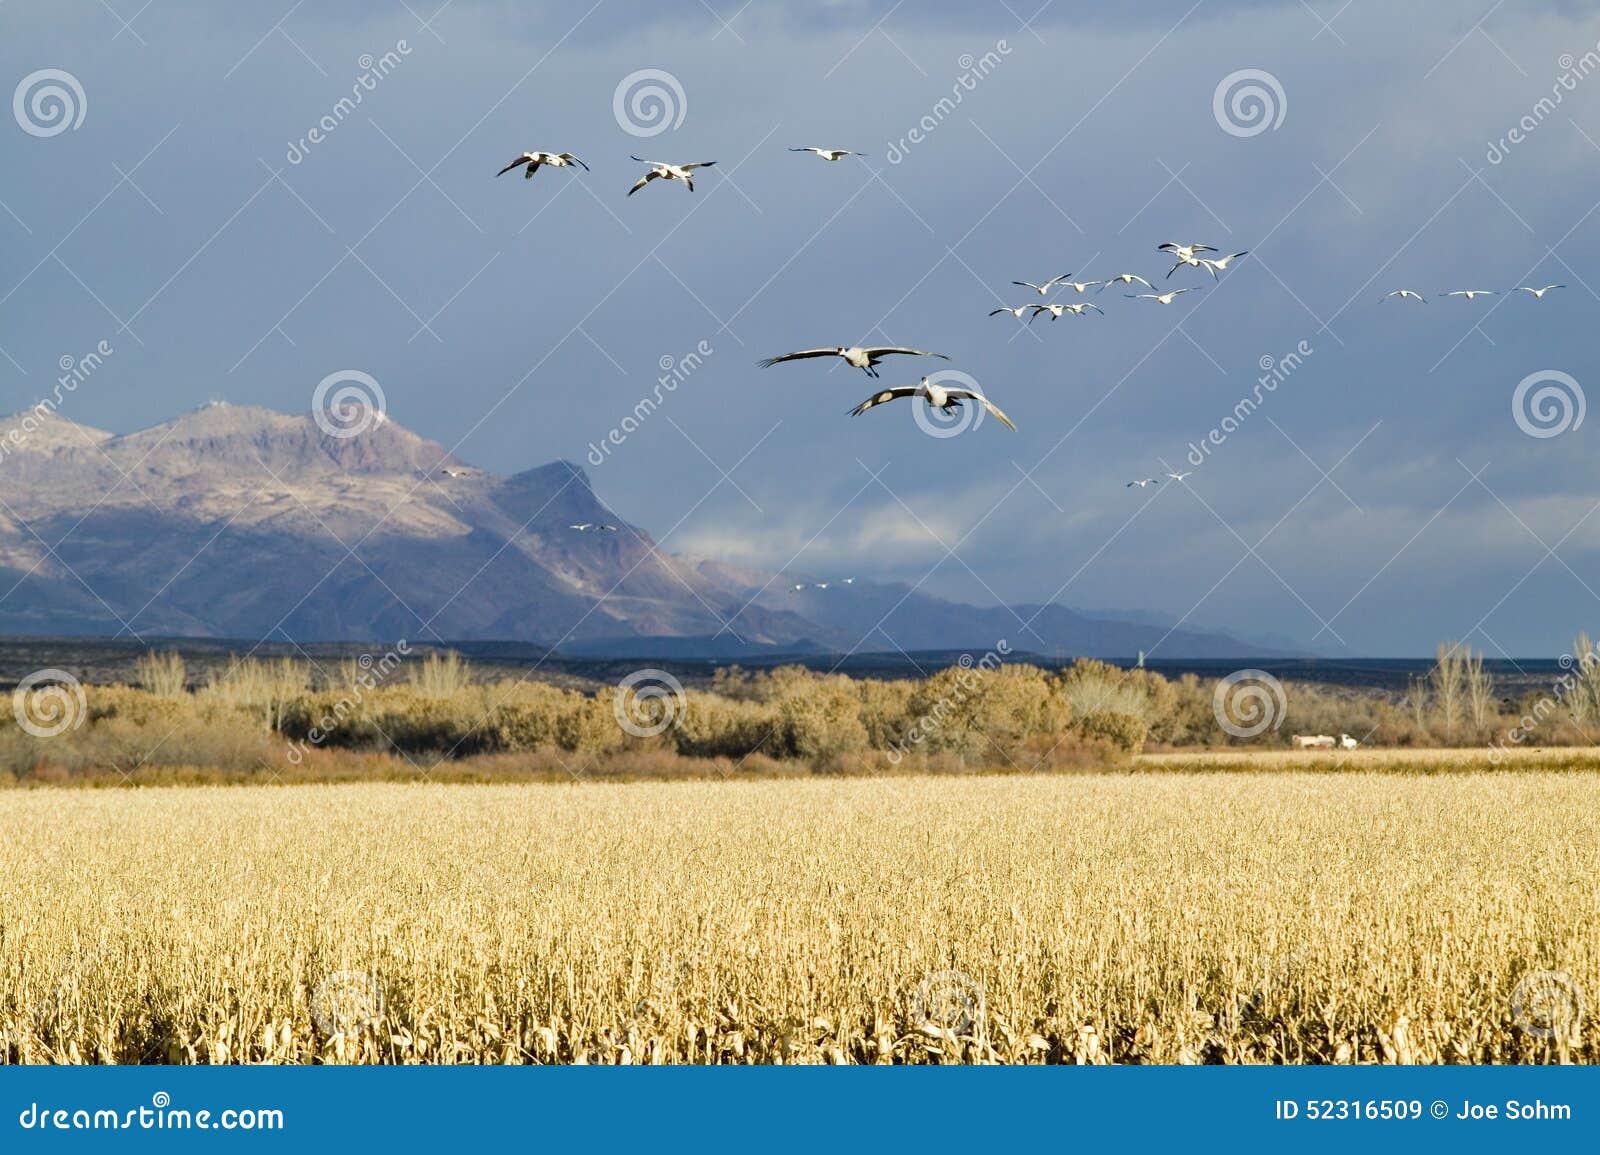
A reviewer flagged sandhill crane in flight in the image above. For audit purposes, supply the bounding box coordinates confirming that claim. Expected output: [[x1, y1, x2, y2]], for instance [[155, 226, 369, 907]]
[[1126, 477, 1159, 488], [1383, 289, 1427, 303], [1127, 288, 1198, 305], [758, 346, 949, 378], [789, 147, 865, 161], [1518, 284, 1566, 298], [496, 151, 589, 180], [849, 376, 1017, 430], [1012, 274, 1076, 296], [627, 157, 717, 195], [1442, 289, 1497, 300]]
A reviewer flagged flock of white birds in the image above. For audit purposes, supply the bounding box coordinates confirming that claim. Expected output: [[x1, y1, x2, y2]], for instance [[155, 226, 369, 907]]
[[496, 143, 1572, 504]]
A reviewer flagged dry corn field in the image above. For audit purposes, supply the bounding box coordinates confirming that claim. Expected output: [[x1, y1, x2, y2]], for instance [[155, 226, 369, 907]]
[[1, 771, 1595, 1065]]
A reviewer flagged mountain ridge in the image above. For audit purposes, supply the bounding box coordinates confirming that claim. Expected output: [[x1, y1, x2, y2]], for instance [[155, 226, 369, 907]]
[[0, 404, 1300, 658]]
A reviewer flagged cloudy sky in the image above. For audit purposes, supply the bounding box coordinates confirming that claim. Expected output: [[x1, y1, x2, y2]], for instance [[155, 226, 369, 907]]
[[2, 0, 1599, 657]]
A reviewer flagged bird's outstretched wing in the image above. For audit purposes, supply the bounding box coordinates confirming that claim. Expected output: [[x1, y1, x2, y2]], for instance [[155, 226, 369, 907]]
[[627, 171, 659, 196], [945, 389, 1018, 431], [496, 155, 533, 177], [758, 349, 839, 368], [849, 387, 920, 416], [1083, 303, 1105, 314], [1011, 281, 1042, 291], [683, 161, 718, 170], [861, 347, 949, 361], [558, 153, 590, 170]]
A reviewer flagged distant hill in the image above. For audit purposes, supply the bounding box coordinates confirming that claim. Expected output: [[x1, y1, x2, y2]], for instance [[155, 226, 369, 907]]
[[0, 403, 1299, 659]]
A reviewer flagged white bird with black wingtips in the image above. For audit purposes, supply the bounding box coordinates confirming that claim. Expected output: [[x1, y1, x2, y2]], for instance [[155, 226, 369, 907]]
[[789, 147, 865, 161], [1030, 302, 1103, 322], [1126, 477, 1159, 488], [496, 151, 589, 180], [1518, 284, 1566, 298], [758, 346, 949, 378], [628, 157, 717, 195], [1127, 288, 1197, 305], [1442, 289, 1497, 300], [1103, 273, 1154, 290], [1012, 274, 1077, 296], [1196, 250, 1249, 278], [1383, 289, 1427, 303], [849, 376, 1017, 430]]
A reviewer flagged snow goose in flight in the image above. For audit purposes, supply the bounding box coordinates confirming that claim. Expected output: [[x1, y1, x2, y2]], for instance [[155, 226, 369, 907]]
[[1518, 284, 1566, 298], [758, 346, 948, 378], [1164, 471, 1192, 482], [1196, 251, 1249, 278], [1158, 242, 1218, 262], [1126, 477, 1159, 488], [849, 376, 1017, 431], [989, 305, 1034, 319], [1030, 302, 1103, 322], [1442, 289, 1497, 300], [1012, 274, 1076, 296], [1103, 273, 1154, 290], [627, 157, 717, 195], [1127, 288, 1197, 305], [497, 151, 589, 180], [1383, 289, 1427, 303], [569, 523, 619, 533], [789, 147, 865, 161]]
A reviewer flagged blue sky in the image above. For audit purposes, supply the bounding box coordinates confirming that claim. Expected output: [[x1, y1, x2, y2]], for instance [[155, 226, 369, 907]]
[[3, 0, 1599, 656]]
